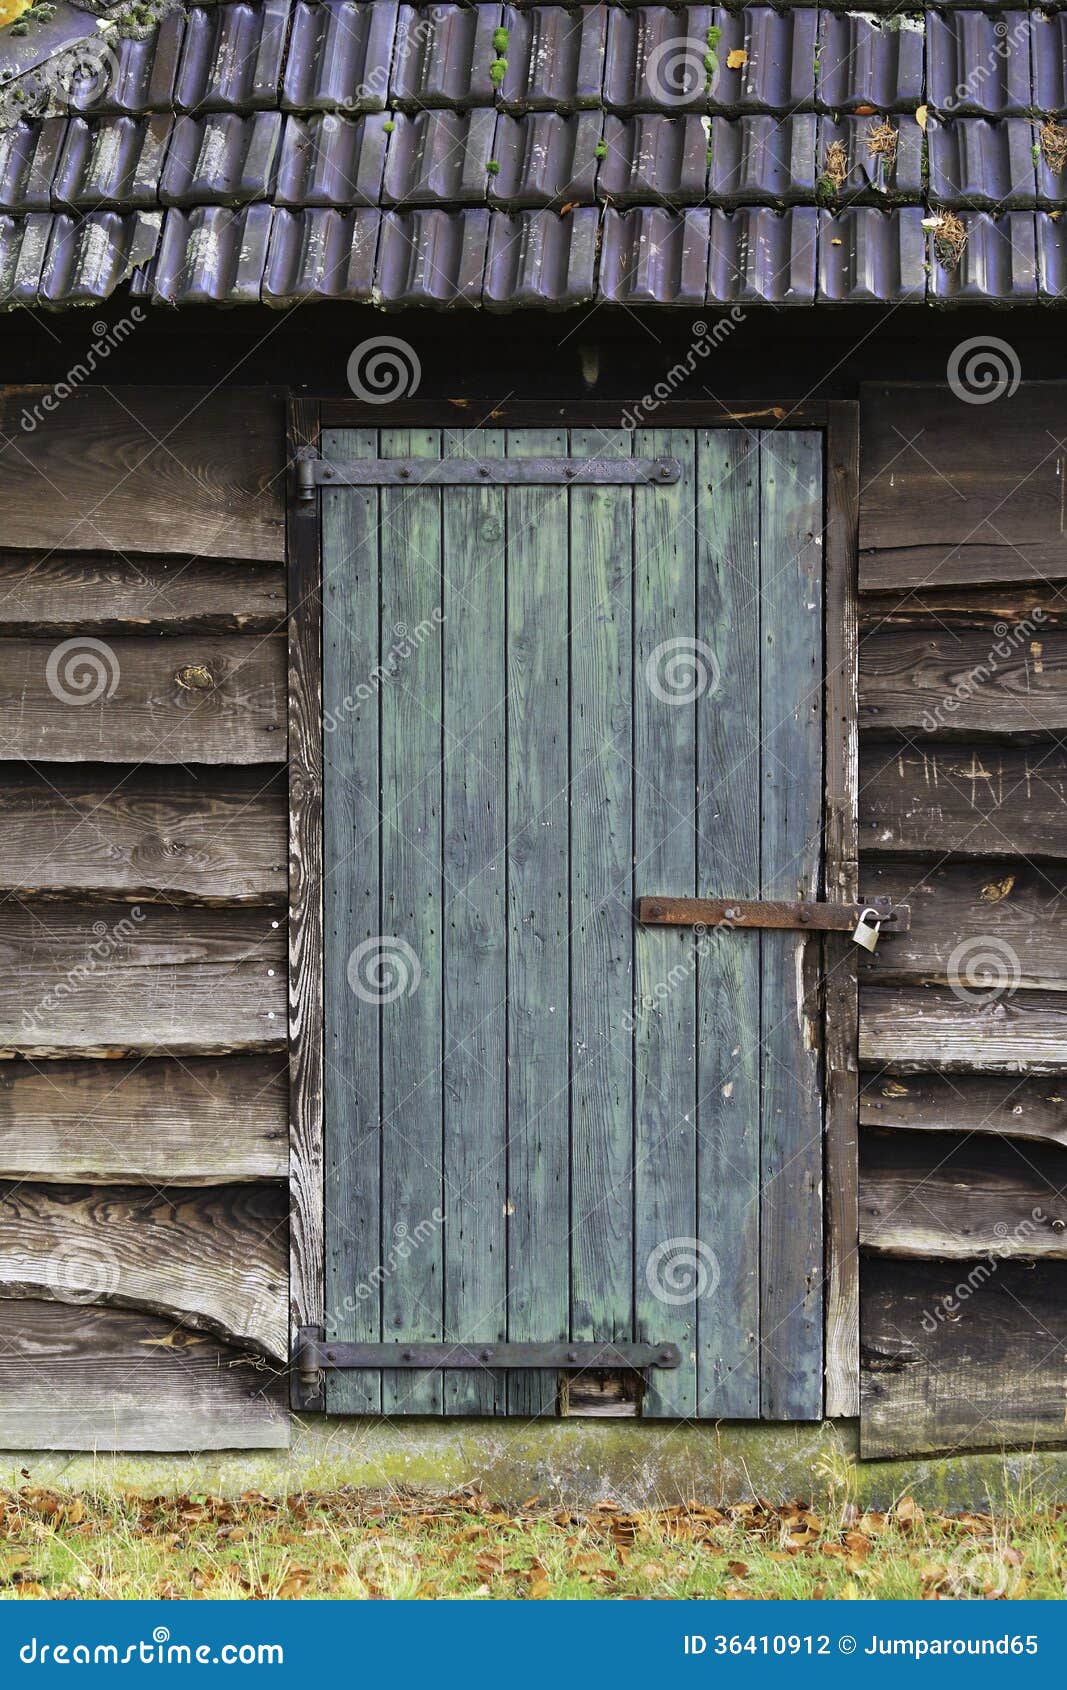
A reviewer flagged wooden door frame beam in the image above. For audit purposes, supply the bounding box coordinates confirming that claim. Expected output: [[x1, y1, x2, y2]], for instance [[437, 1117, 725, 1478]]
[[285, 396, 860, 1418]]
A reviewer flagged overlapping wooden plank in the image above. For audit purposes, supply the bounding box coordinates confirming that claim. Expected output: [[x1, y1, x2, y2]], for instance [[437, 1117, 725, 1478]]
[[322, 426, 381, 1414], [0, 905, 286, 1058], [441, 430, 507, 1415], [857, 859, 1067, 990], [859, 383, 1067, 592], [0, 555, 287, 634], [287, 396, 324, 1395], [695, 429, 761, 1418], [0, 1182, 287, 1359], [379, 427, 444, 1415], [759, 429, 824, 1421], [859, 630, 1067, 737], [861, 984, 1067, 1073], [0, 764, 286, 904], [861, 1070, 1067, 1148], [859, 740, 1067, 860], [0, 388, 285, 562], [633, 428, 697, 1420], [0, 1055, 288, 1184], [0, 635, 286, 764], [861, 1256, 1067, 1458], [569, 428, 634, 1354], [504, 427, 570, 1419], [860, 1130, 1067, 1260], [859, 587, 1067, 631], [0, 1299, 289, 1451]]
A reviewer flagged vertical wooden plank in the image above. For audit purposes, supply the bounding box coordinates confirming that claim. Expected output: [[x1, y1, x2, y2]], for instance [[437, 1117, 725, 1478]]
[[633, 428, 698, 1418], [287, 398, 324, 1408], [695, 430, 762, 1417], [505, 427, 570, 1418], [823, 403, 860, 1419], [441, 430, 507, 1414], [759, 429, 824, 1421], [322, 427, 381, 1413], [379, 427, 445, 1415], [569, 429, 634, 1350]]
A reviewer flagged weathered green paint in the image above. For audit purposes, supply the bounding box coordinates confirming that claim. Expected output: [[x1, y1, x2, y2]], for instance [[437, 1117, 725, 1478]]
[[695, 429, 762, 1417], [378, 427, 445, 1415], [759, 433, 825, 1420], [322, 430, 826, 1420], [505, 429, 570, 1419]]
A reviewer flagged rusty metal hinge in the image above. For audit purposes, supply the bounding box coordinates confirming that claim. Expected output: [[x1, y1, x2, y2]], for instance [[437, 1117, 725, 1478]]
[[295, 1330, 681, 1395]]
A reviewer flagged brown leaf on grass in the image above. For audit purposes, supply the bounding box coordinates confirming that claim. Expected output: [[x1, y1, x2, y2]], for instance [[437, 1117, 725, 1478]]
[[727, 1560, 749, 1578]]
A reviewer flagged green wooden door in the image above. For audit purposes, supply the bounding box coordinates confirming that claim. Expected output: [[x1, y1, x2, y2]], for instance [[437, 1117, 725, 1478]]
[[322, 426, 825, 1419]]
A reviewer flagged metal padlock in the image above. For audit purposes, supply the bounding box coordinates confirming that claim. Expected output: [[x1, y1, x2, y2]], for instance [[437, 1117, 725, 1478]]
[[851, 907, 882, 952]]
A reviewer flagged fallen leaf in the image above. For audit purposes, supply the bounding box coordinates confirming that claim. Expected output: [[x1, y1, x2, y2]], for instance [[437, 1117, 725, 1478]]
[[915, 105, 928, 131], [726, 48, 747, 68]]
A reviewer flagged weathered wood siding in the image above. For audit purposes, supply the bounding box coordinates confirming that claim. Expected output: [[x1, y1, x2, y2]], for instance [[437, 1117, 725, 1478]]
[[0, 386, 289, 1450], [858, 383, 1067, 1457]]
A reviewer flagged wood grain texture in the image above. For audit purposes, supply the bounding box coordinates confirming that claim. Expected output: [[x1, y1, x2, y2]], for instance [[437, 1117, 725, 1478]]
[[286, 397, 324, 1400], [0, 554, 286, 634], [860, 1070, 1067, 1149], [860, 629, 1067, 738], [0, 1055, 288, 1184], [0, 904, 286, 1058], [859, 587, 1067, 632], [759, 430, 824, 1421], [633, 428, 697, 1419], [859, 383, 1067, 592], [0, 1299, 289, 1451], [860, 740, 1067, 860], [695, 428, 761, 1417], [0, 1183, 287, 1358], [569, 429, 634, 1356], [0, 635, 286, 764], [0, 764, 286, 904], [504, 428, 570, 1420], [322, 425, 380, 1415], [860, 985, 1067, 1073], [861, 1255, 1067, 1457], [441, 430, 507, 1416], [856, 858, 1067, 990], [823, 402, 860, 1419], [0, 388, 285, 562], [378, 427, 445, 1416], [860, 1130, 1067, 1259]]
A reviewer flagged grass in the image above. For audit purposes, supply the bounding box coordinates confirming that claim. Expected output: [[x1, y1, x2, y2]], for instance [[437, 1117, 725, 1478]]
[[1, 1485, 1066, 1599]]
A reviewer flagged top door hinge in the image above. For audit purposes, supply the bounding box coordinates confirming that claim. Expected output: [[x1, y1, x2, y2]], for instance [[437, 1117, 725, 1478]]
[[292, 450, 681, 500]]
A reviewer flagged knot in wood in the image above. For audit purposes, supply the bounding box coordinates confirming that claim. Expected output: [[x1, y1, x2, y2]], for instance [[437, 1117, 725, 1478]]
[[176, 663, 215, 691]]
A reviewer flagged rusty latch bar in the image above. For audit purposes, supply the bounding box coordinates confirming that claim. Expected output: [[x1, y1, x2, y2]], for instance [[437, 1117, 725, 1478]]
[[295, 1331, 681, 1389], [637, 896, 911, 932], [293, 451, 682, 500]]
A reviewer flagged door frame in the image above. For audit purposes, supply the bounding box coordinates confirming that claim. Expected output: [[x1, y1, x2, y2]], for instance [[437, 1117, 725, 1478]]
[[285, 396, 860, 1417]]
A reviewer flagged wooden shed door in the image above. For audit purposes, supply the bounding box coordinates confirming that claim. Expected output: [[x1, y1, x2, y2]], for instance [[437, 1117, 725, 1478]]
[[321, 426, 826, 1419]]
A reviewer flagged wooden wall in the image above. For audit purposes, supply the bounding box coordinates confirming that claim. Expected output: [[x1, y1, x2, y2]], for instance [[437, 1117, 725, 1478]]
[[0, 387, 290, 1449], [857, 382, 1067, 1458]]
